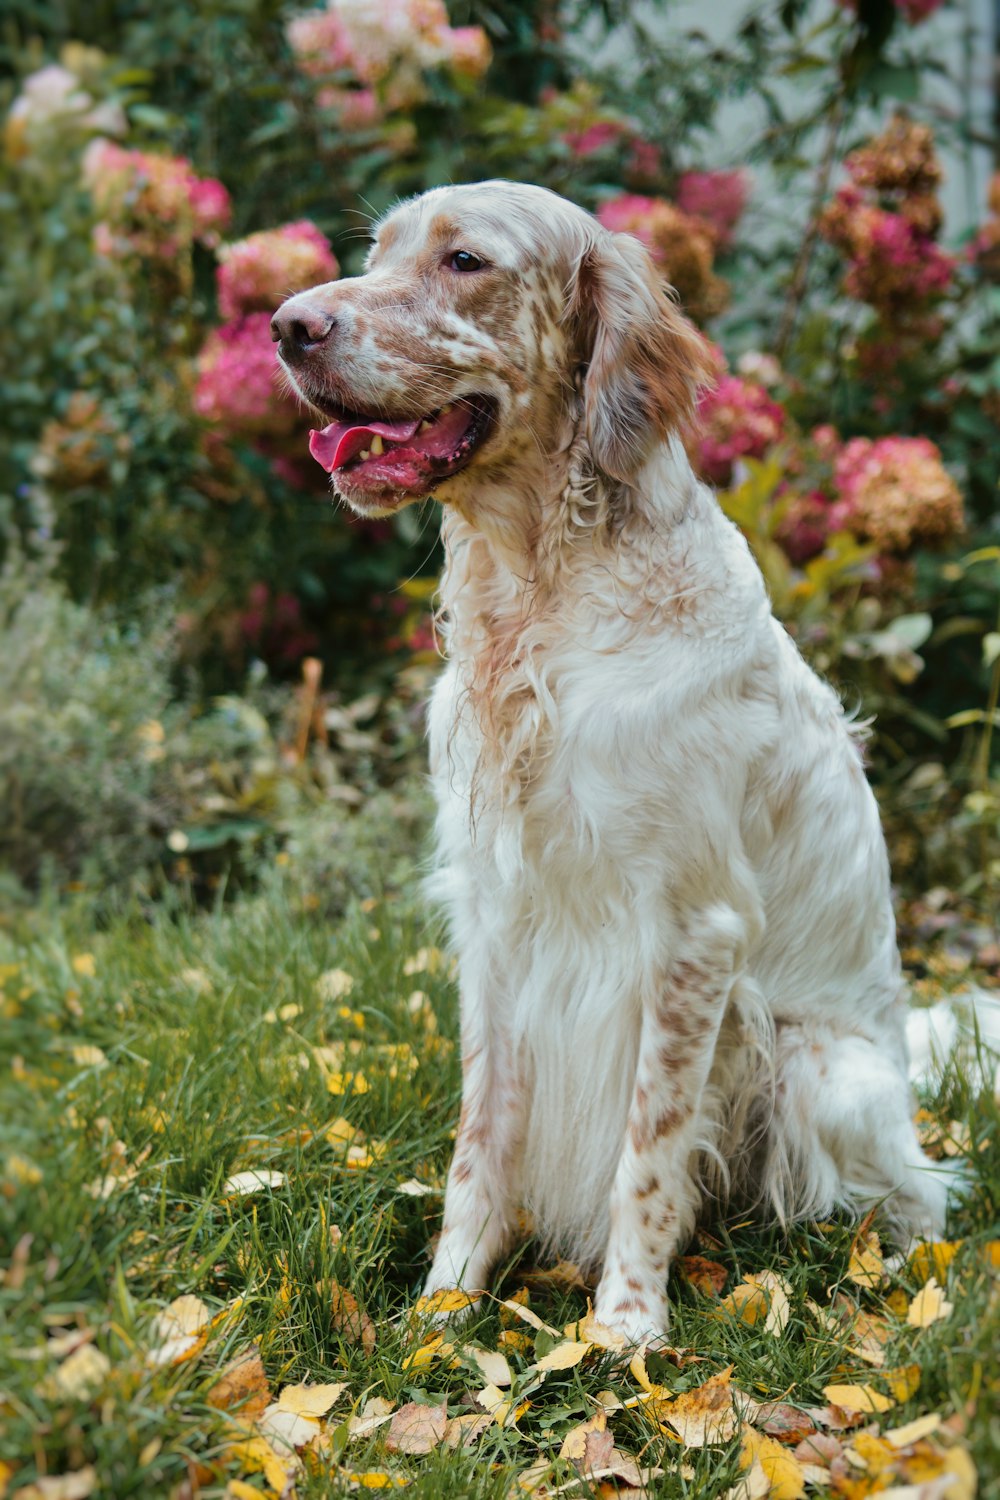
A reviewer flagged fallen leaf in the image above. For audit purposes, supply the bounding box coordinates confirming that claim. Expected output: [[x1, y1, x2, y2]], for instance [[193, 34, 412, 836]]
[[469, 1347, 513, 1387], [746, 1272, 792, 1336], [848, 1311, 893, 1368], [740, 1428, 806, 1499], [498, 1297, 559, 1336], [748, 1402, 818, 1445], [326, 1279, 376, 1353], [70, 1044, 105, 1068], [413, 1287, 479, 1319], [401, 1334, 452, 1371], [385, 1400, 448, 1455], [206, 1346, 271, 1420], [562, 1307, 627, 1353], [821, 1383, 894, 1414], [276, 1380, 347, 1418], [906, 1276, 954, 1328], [658, 1368, 739, 1446], [395, 1179, 439, 1197], [531, 1339, 592, 1372], [147, 1294, 211, 1367], [11, 1470, 97, 1500], [718, 1281, 769, 1327], [222, 1170, 286, 1196], [560, 1411, 611, 1469], [882, 1363, 920, 1403], [884, 1413, 942, 1447], [258, 1402, 320, 1453], [71, 954, 96, 979], [316, 968, 354, 1000], [49, 1344, 110, 1400], [907, 1241, 961, 1286], [229, 1434, 299, 1494], [345, 1472, 409, 1489], [224, 1482, 264, 1500], [847, 1231, 886, 1290], [443, 1412, 493, 1448], [523, 1258, 588, 1291], [678, 1255, 728, 1296], [348, 1396, 395, 1440]]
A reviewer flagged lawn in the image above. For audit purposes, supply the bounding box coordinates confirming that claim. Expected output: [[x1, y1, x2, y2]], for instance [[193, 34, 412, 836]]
[[1, 858, 998, 1499]]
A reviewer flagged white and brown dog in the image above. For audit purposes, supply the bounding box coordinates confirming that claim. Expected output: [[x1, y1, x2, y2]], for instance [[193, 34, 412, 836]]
[[273, 180, 947, 1345]]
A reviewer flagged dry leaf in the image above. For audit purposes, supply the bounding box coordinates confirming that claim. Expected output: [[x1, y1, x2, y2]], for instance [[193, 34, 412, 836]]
[[821, 1383, 894, 1414], [748, 1402, 818, 1445], [658, 1368, 739, 1446], [882, 1363, 920, 1403], [847, 1231, 886, 1290], [848, 1311, 892, 1368], [469, 1347, 513, 1387], [524, 1258, 588, 1291], [259, 1403, 321, 1453], [745, 1272, 792, 1336], [907, 1241, 961, 1286], [222, 1170, 285, 1196], [401, 1334, 453, 1371], [413, 1288, 479, 1318], [11, 1469, 97, 1500], [49, 1344, 110, 1400], [229, 1433, 299, 1494], [395, 1179, 439, 1197], [560, 1411, 611, 1469], [316, 968, 354, 1000], [206, 1347, 271, 1420], [385, 1399, 448, 1454], [884, 1414, 942, 1447], [678, 1255, 728, 1296], [531, 1339, 592, 1372], [148, 1294, 211, 1367], [740, 1428, 806, 1500], [906, 1277, 954, 1328], [276, 1381, 347, 1418], [348, 1395, 395, 1440], [718, 1281, 769, 1327], [443, 1412, 493, 1449], [326, 1279, 376, 1354], [563, 1307, 627, 1353], [498, 1298, 559, 1336]]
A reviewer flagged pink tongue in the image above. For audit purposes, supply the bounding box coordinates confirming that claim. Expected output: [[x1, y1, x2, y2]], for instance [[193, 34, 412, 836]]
[[309, 416, 421, 472]]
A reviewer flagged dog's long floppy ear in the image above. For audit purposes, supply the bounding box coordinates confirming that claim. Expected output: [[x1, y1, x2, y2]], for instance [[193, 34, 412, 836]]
[[572, 229, 714, 482]]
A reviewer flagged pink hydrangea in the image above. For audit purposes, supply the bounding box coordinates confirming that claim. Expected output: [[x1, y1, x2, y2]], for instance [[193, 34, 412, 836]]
[[82, 139, 230, 257], [194, 313, 299, 439], [286, 0, 490, 120], [833, 435, 963, 551], [694, 375, 786, 485], [675, 169, 749, 247], [217, 220, 339, 320], [564, 120, 624, 158]]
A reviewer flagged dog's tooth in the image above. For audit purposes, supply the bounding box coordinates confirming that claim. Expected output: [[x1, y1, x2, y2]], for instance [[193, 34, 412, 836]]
[[358, 448, 371, 462], [439, 403, 453, 416], [369, 434, 384, 456], [419, 419, 433, 433]]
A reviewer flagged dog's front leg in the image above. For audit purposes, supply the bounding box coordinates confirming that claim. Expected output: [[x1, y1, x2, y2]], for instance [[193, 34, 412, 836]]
[[424, 979, 524, 1308], [594, 905, 747, 1345]]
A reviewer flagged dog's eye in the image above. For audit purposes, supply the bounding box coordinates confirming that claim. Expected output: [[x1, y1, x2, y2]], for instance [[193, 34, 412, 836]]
[[447, 250, 484, 273]]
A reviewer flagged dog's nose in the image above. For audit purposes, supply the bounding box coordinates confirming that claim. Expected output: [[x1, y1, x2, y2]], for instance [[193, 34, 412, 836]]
[[270, 302, 337, 365]]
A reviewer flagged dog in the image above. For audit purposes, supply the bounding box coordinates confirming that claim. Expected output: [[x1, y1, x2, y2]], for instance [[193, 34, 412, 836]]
[[272, 180, 947, 1344]]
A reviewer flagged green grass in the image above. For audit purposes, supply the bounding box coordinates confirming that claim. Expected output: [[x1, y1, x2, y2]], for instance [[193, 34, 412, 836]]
[[1, 866, 998, 1499]]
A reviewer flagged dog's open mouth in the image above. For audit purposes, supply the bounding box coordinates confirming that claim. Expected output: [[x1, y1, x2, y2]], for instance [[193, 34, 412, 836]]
[[308, 395, 496, 495]]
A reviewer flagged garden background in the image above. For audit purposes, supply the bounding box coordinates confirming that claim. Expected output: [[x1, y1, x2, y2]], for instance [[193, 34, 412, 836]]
[[1, 1, 999, 1497]]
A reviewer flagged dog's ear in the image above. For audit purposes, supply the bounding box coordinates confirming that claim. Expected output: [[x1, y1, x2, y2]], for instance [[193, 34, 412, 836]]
[[572, 230, 713, 482]]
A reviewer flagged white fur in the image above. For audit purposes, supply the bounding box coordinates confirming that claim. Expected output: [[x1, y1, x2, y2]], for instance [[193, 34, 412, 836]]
[[276, 181, 948, 1343]]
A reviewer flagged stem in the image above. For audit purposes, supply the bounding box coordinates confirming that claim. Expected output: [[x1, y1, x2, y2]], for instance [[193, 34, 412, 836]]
[[775, 91, 847, 361]]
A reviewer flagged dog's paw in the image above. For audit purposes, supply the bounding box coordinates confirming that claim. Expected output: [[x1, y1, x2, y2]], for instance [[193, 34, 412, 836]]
[[592, 1286, 671, 1350]]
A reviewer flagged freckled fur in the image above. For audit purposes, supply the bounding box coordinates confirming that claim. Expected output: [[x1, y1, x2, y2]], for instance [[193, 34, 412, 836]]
[[276, 180, 948, 1346]]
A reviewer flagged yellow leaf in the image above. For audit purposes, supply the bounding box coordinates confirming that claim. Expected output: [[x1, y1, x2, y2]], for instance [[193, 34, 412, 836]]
[[906, 1277, 954, 1328], [882, 1363, 920, 1403], [563, 1307, 627, 1353], [740, 1428, 806, 1500], [401, 1334, 449, 1371], [206, 1347, 271, 1420], [229, 1434, 298, 1493], [847, 1231, 886, 1289], [884, 1414, 942, 1447], [469, 1347, 512, 1387], [71, 954, 96, 978], [822, 1383, 894, 1414], [346, 1474, 409, 1489], [658, 1368, 739, 1446], [327, 1116, 358, 1146], [224, 1483, 264, 1500], [10, 1470, 97, 1500], [276, 1380, 347, 1417], [258, 1402, 321, 1452], [718, 1281, 769, 1327], [940, 1444, 977, 1500], [907, 1241, 961, 1285], [498, 1329, 533, 1355], [559, 1410, 607, 1461], [745, 1272, 792, 1336], [414, 1288, 479, 1317], [498, 1297, 559, 1336], [348, 1396, 395, 1440], [531, 1340, 592, 1372]]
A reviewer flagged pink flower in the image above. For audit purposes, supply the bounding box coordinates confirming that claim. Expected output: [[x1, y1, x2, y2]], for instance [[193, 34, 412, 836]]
[[445, 25, 492, 79], [564, 120, 623, 158], [194, 313, 300, 439], [833, 435, 963, 551], [694, 375, 785, 485], [217, 220, 339, 320], [836, 0, 944, 20], [83, 140, 230, 257], [675, 169, 749, 246]]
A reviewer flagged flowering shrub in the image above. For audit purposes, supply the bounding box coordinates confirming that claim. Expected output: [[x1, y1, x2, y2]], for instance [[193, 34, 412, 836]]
[[195, 314, 301, 440], [217, 221, 339, 320], [832, 436, 964, 553], [596, 193, 728, 322], [693, 374, 785, 485], [286, 0, 491, 123], [675, 170, 748, 247], [82, 139, 231, 260]]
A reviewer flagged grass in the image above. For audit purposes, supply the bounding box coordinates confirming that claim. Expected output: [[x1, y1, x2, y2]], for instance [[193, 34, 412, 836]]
[[1, 861, 998, 1499]]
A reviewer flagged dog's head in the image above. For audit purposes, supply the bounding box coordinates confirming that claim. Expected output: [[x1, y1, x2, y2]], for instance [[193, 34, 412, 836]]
[[273, 180, 711, 517]]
